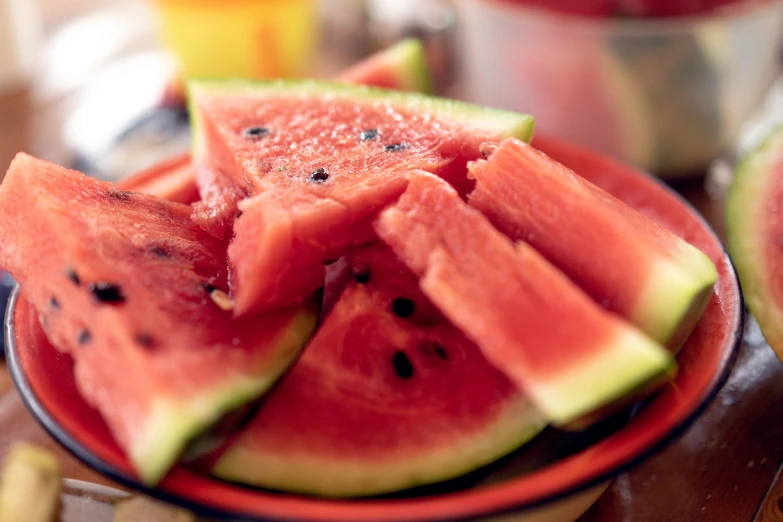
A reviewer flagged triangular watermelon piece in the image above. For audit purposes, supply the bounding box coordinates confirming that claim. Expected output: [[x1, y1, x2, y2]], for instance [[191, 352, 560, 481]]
[[0, 154, 318, 485], [190, 38, 435, 240], [212, 243, 545, 497], [374, 171, 675, 426], [188, 80, 534, 315]]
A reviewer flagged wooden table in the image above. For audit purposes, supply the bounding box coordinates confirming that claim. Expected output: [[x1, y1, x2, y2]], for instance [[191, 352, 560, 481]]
[[3, 6, 783, 521]]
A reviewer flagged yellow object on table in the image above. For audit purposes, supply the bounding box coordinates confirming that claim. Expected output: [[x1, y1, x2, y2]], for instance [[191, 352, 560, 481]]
[[154, 0, 318, 80]]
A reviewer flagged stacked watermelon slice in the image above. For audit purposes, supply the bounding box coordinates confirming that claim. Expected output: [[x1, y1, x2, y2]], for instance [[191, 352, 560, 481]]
[[0, 39, 718, 496]]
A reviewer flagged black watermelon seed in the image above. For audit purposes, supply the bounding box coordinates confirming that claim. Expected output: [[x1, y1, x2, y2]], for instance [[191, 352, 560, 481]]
[[135, 332, 155, 350], [310, 168, 329, 182], [351, 269, 370, 284], [49, 297, 59, 310], [108, 190, 133, 201], [422, 342, 449, 360], [67, 268, 81, 286], [392, 297, 415, 318], [150, 246, 169, 259], [384, 142, 409, 152], [77, 329, 92, 345], [203, 283, 218, 293], [393, 351, 414, 379], [241, 126, 270, 139], [236, 210, 243, 219], [360, 129, 378, 141], [88, 282, 125, 304]]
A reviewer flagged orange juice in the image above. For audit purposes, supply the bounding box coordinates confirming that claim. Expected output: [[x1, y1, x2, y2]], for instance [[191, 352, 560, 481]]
[[154, 0, 318, 80]]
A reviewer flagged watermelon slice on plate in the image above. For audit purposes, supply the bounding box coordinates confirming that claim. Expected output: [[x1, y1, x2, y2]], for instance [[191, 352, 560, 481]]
[[212, 243, 546, 497], [190, 38, 436, 240], [468, 138, 717, 349], [338, 38, 434, 93], [375, 170, 675, 426], [188, 80, 534, 314], [726, 124, 783, 357], [4, 136, 740, 521], [0, 154, 318, 485]]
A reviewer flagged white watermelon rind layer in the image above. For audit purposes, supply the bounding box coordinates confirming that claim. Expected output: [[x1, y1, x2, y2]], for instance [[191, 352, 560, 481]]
[[131, 306, 318, 485], [212, 395, 546, 498], [634, 245, 718, 350], [187, 79, 536, 160], [726, 124, 783, 356]]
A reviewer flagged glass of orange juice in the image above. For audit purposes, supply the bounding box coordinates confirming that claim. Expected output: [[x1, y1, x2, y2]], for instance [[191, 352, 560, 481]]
[[153, 0, 318, 81]]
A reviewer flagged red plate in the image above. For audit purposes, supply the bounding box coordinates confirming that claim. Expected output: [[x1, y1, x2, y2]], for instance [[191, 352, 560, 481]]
[[4, 136, 742, 521]]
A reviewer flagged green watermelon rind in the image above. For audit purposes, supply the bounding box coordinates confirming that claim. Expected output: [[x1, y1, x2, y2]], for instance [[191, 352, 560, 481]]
[[187, 79, 535, 159], [633, 245, 718, 350], [530, 327, 676, 426], [131, 304, 319, 485], [212, 395, 546, 498], [726, 124, 783, 354], [383, 38, 435, 95]]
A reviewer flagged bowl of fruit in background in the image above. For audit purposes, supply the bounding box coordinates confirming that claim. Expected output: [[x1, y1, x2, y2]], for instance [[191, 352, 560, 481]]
[[455, 0, 783, 180]]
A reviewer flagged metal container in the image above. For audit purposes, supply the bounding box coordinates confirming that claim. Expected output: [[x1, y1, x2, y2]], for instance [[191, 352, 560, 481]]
[[455, 0, 783, 179]]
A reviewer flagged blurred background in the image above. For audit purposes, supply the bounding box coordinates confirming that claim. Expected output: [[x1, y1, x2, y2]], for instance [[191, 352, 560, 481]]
[[1, 0, 783, 183]]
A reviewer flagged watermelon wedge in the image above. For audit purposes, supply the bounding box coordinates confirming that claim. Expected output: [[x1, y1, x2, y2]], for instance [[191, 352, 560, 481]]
[[190, 38, 435, 240], [212, 243, 545, 497], [338, 38, 434, 94], [374, 171, 675, 426], [0, 154, 318, 485], [189, 80, 534, 314], [469, 138, 717, 349], [726, 124, 783, 357]]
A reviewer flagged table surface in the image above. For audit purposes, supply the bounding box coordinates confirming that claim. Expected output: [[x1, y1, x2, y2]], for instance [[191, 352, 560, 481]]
[[2, 4, 783, 522]]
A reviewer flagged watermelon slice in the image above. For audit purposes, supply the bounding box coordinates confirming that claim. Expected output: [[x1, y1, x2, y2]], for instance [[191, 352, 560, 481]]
[[469, 138, 717, 349], [212, 243, 545, 497], [338, 38, 434, 94], [190, 38, 435, 240], [726, 124, 783, 357], [188, 80, 534, 315], [0, 154, 318, 485], [374, 171, 675, 426]]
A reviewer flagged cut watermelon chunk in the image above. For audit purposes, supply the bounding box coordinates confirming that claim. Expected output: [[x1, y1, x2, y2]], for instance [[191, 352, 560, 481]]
[[338, 38, 434, 94], [118, 152, 198, 204], [190, 38, 435, 240], [0, 154, 318, 485], [212, 243, 545, 497], [469, 138, 717, 349], [189, 80, 534, 314], [727, 125, 783, 357], [374, 171, 675, 426]]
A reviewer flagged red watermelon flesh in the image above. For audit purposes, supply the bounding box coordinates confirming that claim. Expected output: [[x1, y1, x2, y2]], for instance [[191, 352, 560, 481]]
[[0, 154, 319, 485], [190, 38, 435, 240], [338, 38, 434, 93], [468, 138, 717, 349], [212, 243, 545, 497], [189, 80, 534, 315], [118, 152, 199, 204], [374, 171, 675, 426]]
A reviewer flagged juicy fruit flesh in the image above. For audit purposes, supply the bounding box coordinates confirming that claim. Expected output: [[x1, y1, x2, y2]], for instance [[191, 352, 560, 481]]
[[213, 244, 545, 497], [0, 154, 318, 484], [189, 80, 534, 314], [374, 171, 675, 425], [190, 39, 435, 240], [338, 38, 434, 94], [468, 138, 717, 348], [727, 125, 783, 356]]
